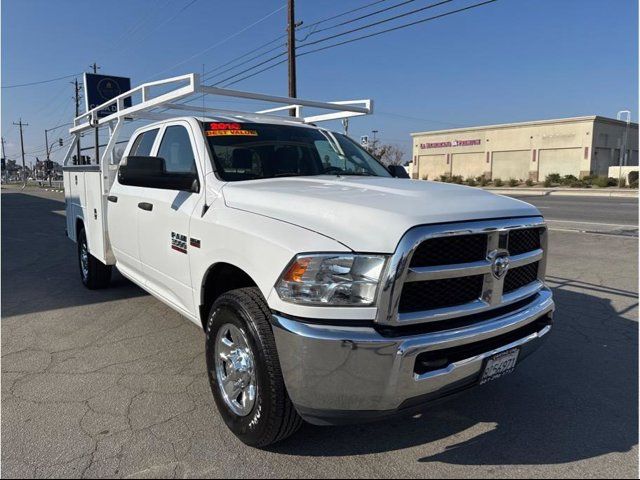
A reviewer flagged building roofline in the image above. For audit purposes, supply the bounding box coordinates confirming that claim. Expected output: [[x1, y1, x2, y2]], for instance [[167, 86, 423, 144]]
[[410, 115, 639, 137]]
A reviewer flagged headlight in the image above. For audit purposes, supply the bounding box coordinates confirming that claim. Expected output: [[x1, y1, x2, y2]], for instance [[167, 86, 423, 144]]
[[276, 254, 387, 306]]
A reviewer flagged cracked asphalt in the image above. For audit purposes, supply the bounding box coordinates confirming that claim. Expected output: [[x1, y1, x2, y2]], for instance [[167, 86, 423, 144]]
[[2, 187, 638, 478]]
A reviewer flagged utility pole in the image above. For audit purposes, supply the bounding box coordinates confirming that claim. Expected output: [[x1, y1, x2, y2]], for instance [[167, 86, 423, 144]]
[[44, 129, 52, 187], [90, 62, 101, 164], [287, 0, 297, 116], [72, 78, 82, 164], [12, 119, 28, 188], [1, 136, 6, 183]]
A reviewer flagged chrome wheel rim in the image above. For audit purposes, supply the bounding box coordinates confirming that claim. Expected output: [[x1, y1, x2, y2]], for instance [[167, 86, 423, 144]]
[[214, 323, 257, 417], [80, 240, 89, 281]]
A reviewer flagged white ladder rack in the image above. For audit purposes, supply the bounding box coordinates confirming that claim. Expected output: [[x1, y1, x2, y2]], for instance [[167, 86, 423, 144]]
[[62, 72, 373, 191]]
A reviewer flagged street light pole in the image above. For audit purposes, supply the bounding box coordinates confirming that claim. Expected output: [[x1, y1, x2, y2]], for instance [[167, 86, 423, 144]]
[[617, 110, 631, 187]]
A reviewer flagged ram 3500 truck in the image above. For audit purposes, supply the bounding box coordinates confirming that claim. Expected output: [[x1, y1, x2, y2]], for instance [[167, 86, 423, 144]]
[[63, 74, 554, 447]]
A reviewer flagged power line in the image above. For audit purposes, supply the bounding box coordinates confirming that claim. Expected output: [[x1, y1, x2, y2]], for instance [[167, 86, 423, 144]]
[[134, 0, 200, 45], [203, 39, 287, 82], [210, 0, 435, 87], [297, 0, 456, 51], [2, 72, 82, 89], [297, 0, 497, 61], [298, 0, 389, 33], [147, 3, 287, 81], [301, 0, 422, 38], [105, 0, 174, 55], [202, 0, 392, 83], [221, 58, 288, 88], [221, 0, 498, 88]]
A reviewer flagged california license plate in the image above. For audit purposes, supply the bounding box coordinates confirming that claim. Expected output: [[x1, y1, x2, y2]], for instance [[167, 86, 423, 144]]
[[479, 348, 520, 385]]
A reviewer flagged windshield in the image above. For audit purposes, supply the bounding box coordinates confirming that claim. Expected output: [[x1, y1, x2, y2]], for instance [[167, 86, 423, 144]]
[[201, 121, 391, 181]]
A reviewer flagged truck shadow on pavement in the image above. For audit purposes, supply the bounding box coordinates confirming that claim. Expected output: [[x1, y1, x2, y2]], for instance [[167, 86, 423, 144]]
[[270, 284, 638, 466], [1, 192, 147, 318]]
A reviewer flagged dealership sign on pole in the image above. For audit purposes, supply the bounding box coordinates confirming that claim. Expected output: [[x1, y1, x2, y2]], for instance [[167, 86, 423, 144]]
[[83, 73, 132, 118]]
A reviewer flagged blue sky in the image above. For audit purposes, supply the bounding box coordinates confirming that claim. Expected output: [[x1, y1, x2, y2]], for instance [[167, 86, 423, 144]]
[[2, 0, 638, 166]]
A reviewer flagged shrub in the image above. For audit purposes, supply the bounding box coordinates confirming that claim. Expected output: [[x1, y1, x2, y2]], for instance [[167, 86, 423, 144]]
[[546, 173, 561, 184], [422, 174, 429, 181], [439, 174, 450, 182], [619, 177, 627, 188], [466, 177, 477, 186], [493, 177, 504, 187], [479, 176, 489, 186], [450, 175, 464, 184], [543, 177, 553, 187], [628, 170, 639, 185], [630, 180, 638, 189], [525, 178, 534, 187], [508, 178, 519, 187], [561, 174, 578, 185], [569, 179, 587, 188]]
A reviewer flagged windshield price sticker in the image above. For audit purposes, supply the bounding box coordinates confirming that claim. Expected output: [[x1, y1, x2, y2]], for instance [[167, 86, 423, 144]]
[[206, 129, 258, 136]]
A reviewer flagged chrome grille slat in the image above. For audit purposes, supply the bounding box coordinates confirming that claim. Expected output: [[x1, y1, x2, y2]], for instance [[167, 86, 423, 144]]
[[407, 260, 492, 281], [376, 217, 548, 327]]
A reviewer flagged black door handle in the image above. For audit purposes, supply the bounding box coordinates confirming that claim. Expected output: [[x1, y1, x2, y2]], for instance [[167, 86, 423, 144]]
[[107, 195, 118, 203], [138, 202, 153, 211]]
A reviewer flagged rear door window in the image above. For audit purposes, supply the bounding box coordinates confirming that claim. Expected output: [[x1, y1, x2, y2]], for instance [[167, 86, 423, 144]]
[[129, 128, 159, 156]]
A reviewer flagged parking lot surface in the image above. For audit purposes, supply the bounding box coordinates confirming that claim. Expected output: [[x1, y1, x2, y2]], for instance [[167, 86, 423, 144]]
[[2, 187, 638, 478]]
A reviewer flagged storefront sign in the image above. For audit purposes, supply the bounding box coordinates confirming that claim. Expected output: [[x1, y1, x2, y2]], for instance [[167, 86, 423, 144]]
[[420, 139, 481, 149]]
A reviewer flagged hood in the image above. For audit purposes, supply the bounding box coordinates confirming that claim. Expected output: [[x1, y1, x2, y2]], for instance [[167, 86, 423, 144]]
[[222, 176, 541, 252]]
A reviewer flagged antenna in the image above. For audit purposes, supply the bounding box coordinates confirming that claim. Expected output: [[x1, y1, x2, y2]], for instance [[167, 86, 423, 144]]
[[201, 65, 209, 216]]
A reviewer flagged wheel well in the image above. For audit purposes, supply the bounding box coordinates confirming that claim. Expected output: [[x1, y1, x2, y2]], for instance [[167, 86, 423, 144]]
[[75, 217, 84, 239], [199, 263, 258, 329]]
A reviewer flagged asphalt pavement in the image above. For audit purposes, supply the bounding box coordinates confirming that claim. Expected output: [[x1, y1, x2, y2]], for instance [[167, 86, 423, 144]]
[[504, 194, 638, 236], [2, 187, 638, 478]]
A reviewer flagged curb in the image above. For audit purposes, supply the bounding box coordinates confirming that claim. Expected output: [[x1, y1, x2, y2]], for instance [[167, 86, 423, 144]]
[[484, 188, 638, 198]]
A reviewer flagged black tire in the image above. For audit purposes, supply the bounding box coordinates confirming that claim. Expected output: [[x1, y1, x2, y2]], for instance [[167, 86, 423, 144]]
[[205, 287, 302, 447], [77, 227, 112, 289]]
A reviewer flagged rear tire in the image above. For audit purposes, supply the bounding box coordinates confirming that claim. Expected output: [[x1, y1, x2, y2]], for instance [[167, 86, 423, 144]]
[[78, 227, 112, 289], [205, 287, 302, 448]]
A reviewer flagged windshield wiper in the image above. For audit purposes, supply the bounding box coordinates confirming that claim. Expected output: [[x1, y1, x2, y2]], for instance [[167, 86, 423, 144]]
[[272, 173, 304, 178], [335, 172, 376, 176]]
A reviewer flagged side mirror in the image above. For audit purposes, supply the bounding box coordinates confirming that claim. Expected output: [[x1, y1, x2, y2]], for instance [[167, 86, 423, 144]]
[[118, 156, 164, 186], [118, 156, 199, 192], [388, 165, 410, 178]]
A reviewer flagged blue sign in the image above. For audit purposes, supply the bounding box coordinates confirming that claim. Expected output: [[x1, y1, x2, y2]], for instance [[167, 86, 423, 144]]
[[84, 73, 132, 118]]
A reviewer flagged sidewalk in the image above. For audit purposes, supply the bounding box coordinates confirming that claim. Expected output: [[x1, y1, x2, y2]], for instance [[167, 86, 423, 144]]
[[483, 187, 638, 198]]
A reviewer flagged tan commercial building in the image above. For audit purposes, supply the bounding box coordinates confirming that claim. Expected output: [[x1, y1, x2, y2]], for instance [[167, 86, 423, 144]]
[[410, 116, 639, 181]]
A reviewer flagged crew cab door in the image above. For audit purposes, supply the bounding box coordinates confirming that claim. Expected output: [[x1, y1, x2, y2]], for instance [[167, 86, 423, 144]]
[[136, 122, 202, 316], [107, 127, 160, 280]]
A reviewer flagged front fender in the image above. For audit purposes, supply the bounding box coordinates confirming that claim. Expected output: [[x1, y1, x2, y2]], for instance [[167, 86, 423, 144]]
[[189, 204, 353, 317]]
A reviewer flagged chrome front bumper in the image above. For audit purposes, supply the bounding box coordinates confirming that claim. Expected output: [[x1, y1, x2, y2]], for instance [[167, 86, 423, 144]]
[[271, 288, 554, 425]]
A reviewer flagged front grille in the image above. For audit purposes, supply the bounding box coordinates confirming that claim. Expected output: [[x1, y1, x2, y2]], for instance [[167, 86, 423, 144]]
[[392, 220, 546, 329], [410, 233, 487, 267], [399, 275, 484, 313], [504, 262, 539, 293], [508, 227, 542, 255]]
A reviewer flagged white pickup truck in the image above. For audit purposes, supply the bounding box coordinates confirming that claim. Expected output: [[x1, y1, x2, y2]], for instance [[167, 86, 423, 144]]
[[63, 74, 554, 447]]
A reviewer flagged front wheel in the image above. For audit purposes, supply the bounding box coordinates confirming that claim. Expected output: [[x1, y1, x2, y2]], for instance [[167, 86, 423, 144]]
[[205, 287, 302, 447], [77, 227, 112, 289]]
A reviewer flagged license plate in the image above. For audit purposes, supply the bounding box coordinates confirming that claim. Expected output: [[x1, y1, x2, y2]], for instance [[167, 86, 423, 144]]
[[479, 347, 520, 385]]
